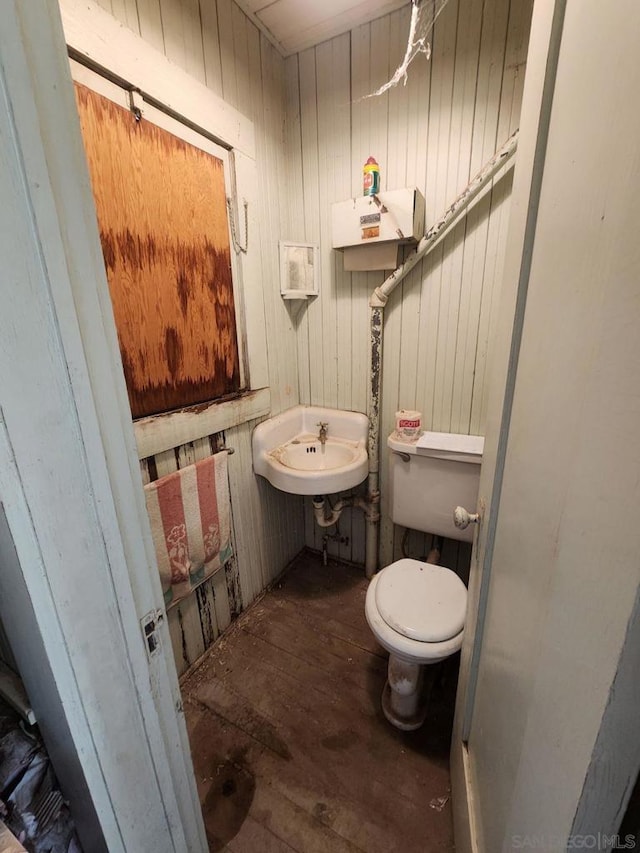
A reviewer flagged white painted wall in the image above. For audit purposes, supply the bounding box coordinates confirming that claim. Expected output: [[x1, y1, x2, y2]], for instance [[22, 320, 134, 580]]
[[284, 0, 533, 566], [457, 0, 640, 846]]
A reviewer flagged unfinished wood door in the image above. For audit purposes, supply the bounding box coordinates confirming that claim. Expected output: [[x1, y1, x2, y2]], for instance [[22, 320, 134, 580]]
[[75, 82, 240, 419]]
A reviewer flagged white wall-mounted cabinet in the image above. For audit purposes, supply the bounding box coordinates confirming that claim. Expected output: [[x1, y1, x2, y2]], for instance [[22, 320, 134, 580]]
[[331, 187, 425, 249]]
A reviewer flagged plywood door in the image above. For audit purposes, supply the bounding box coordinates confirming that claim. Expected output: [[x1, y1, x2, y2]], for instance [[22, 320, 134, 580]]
[[75, 82, 240, 419]]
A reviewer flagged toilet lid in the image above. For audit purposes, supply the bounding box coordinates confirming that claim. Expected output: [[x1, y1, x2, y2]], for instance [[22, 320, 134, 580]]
[[375, 559, 467, 642]]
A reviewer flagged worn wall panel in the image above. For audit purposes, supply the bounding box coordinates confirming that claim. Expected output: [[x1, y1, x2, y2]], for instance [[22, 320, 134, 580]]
[[289, 0, 533, 566]]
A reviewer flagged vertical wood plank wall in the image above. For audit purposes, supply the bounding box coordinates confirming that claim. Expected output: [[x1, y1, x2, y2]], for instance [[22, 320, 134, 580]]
[[89, 0, 305, 674], [81, 0, 533, 665], [284, 0, 533, 567]]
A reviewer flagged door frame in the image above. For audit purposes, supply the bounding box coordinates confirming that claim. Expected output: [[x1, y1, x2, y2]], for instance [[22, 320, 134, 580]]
[[450, 0, 567, 848], [0, 1, 210, 848]]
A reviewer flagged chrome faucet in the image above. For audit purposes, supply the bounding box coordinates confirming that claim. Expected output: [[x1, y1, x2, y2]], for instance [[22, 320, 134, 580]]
[[317, 421, 328, 445]]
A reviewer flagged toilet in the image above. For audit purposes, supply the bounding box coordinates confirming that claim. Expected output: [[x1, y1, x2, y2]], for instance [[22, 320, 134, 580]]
[[365, 430, 484, 731]]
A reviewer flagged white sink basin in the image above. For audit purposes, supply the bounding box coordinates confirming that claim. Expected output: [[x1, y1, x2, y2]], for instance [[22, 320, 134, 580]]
[[252, 406, 369, 495]]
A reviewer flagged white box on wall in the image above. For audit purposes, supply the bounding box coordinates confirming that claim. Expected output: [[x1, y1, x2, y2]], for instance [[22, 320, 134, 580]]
[[331, 188, 425, 250]]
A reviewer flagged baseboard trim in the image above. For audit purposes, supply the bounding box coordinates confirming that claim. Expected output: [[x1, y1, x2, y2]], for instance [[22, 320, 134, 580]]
[[451, 739, 481, 853]]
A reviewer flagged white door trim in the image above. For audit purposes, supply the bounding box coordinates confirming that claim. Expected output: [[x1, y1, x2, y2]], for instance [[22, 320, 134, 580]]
[[450, 0, 567, 848], [0, 2, 206, 849]]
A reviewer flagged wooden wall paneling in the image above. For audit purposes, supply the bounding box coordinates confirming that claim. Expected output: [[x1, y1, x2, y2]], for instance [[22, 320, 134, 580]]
[[404, 14, 431, 193], [284, 54, 313, 411], [258, 35, 299, 416], [473, 0, 532, 432], [194, 581, 220, 649], [432, 0, 464, 432], [200, 0, 224, 95], [139, 458, 152, 485], [242, 418, 271, 592], [436, 0, 483, 435], [397, 264, 424, 412], [449, 0, 510, 435], [69, 0, 306, 676], [175, 440, 196, 468], [211, 567, 232, 633], [225, 423, 257, 605], [245, 21, 264, 135], [315, 38, 342, 412], [110, 0, 140, 32], [380, 10, 413, 417], [135, 0, 165, 54], [348, 25, 373, 419], [349, 20, 370, 196], [85, 0, 533, 574], [162, 0, 206, 84], [168, 611, 187, 679], [356, 15, 392, 566], [316, 34, 351, 559], [153, 447, 179, 477], [227, 420, 268, 603], [501, 0, 531, 137], [467, 0, 517, 435], [298, 48, 323, 408], [217, 0, 240, 108], [414, 3, 453, 432], [173, 591, 207, 673], [385, 8, 412, 192], [368, 17, 391, 193], [378, 298, 403, 566], [378, 297, 406, 562], [303, 495, 316, 556], [284, 56, 305, 242], [395, 7, 431, 412], [231, 2, 252, 115]]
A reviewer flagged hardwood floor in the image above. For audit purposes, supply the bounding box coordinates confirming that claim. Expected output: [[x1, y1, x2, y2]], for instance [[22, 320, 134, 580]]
[[182, 550, 457, 852]]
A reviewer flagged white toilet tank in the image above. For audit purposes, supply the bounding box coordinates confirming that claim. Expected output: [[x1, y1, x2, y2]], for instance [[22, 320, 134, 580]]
[[388, 431, 484, 543]]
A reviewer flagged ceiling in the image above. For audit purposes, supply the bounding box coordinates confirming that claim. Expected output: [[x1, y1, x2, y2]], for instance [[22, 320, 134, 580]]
[[234, 0, 410, 56]]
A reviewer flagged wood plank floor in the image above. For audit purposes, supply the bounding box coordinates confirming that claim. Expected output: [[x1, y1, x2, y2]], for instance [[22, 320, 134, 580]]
[[182, 550, 457, 852]]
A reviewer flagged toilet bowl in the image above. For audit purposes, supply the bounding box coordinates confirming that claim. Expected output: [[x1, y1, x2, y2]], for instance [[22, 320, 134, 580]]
[[365, 429, 482, 729], [365, 558, 467, 731]]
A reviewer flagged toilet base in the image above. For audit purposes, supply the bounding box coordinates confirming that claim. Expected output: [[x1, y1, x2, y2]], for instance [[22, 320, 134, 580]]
[[381, 654, 430, 731], [381, 681, 428, 731]]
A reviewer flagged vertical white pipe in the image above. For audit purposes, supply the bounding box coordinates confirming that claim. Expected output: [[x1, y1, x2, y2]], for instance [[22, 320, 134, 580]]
[[365, 306, 384, 578], [365, 132, 519, 579]]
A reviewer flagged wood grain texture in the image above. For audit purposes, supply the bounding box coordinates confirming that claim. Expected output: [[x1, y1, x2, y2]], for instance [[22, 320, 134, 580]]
[[75, 82, 240, 418], [182, 551, 457, 852]]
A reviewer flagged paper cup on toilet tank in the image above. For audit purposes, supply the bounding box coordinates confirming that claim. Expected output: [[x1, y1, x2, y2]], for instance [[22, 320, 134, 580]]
[[394, 410, 422, 442]]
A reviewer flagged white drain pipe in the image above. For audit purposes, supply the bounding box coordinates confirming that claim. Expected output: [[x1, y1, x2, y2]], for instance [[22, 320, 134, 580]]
[[312, 494, 376, 529], [364, 130, 519, 579]]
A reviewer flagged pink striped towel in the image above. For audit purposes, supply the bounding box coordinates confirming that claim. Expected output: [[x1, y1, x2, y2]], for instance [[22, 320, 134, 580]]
[[144, 451, 233, 607]]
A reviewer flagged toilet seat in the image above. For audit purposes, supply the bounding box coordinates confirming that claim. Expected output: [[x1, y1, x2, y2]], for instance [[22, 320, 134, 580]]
[[365, 560, 467, 664], [375, 558, 467, 642]]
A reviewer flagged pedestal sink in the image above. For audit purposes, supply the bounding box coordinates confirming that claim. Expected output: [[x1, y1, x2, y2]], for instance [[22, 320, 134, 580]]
[[252, 406, 369, 495]]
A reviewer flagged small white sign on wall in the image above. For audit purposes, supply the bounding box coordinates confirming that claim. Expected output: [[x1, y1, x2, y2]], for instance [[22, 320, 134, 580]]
[[280, 241, 319, 300]]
